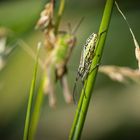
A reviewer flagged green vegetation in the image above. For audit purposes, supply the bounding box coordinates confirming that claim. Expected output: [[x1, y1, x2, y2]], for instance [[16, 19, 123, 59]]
[[23, 44, 41, 140], [0, 0, 140, 140]]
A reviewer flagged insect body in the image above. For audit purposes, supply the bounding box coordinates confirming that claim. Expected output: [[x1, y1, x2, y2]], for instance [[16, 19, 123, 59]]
[[73, 33, 98, 102], [78, 33, 98, 81]]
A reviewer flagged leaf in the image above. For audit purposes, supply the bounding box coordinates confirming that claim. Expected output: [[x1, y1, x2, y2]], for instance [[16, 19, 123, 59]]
[[115, 1, 140, 70], [23, 42, 41, 140]]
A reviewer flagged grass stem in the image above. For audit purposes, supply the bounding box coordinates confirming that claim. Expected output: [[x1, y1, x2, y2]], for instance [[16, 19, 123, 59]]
[[69, 0, 114, 139], [55, 0, 65, 34], [23, 43, 40, 140]]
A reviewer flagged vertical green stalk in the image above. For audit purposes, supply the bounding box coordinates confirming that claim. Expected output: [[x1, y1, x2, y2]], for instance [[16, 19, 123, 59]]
[[55, 0, 65, 34], [26, 1, 66, 139], [69, 0, 114, 139], [23, 45, 40, 140], [29, 78, 44, 140]]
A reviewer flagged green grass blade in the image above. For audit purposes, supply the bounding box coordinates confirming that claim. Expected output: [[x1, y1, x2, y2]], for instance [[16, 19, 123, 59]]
[[23, 43, 41, 140], [29, 77, 45, 140], [55, 0, 65, 34], [69, 0, 114, 139]]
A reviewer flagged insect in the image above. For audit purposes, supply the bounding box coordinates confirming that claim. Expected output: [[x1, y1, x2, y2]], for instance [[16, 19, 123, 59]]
[[43, 18, 84, 106], [73, 32, 102, 103]]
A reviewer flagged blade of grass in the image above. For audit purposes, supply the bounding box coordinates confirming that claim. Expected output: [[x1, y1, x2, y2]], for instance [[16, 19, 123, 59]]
[[55, 0, 65, 34], [23, 42, 41, 140], [69, 0, 114, 139], [27, 1, 67, 138], [24, 1, 67, 139], [29, 77, 45, 140]]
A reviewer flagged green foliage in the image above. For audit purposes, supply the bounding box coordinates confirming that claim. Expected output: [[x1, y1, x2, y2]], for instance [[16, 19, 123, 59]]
[[23, 45, 41, 140], [29, 78, 44, 140]]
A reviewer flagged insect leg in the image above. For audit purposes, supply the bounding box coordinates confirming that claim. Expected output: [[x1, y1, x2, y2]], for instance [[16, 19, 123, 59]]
[[89, 63, 100, 75], [95, 30, 107, 48], [99, 29, 107, 38], [72, 17, 85, 35], [60, 74, 72, 103], [101, 30, 107, 35]]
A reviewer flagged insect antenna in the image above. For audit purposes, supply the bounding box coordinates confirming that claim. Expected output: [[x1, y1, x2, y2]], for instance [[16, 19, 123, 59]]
[[71, 17, 85, 35], [67, 22, 72, 35]]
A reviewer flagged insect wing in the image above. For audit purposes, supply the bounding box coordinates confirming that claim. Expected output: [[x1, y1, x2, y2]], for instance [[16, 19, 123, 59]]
[[79, 49, 85, 70], [73, 76, 83, 104], [73, 50, 85, 103]]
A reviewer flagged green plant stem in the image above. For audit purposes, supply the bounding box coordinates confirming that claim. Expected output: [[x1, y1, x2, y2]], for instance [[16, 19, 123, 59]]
[[55, 0, 65, 34], [23, 46, 40, 140], [69, 0, 114, 139], [29, 77, 45, 140], [23, 0, 66, 139]]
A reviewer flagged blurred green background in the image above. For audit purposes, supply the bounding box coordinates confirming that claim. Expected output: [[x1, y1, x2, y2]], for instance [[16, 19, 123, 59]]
[[0, 0, 140, 140]]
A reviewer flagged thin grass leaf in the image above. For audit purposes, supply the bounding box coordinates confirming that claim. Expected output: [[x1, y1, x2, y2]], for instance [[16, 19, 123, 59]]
[[24, 0, 67, 138], [55, 0, 65, 34], [23, 42, 41, 140], [115, 1, 140, 70], [115, 1, 139, 49], [29, 77, 45, 140]]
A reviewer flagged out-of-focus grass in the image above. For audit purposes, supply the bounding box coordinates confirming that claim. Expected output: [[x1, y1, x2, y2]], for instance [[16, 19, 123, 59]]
[[36, 85, 140, 140], [0, 1, 42, 34], [0, 0, 43, 135], [0, 1, 140, 140], [0, 33, 42, 124]]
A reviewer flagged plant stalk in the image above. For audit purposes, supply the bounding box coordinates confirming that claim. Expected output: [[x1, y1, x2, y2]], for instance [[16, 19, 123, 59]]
[[29, 78, 44, 140], [69, 0, 114, 139], [54, 0, 65, 34], [23, 45, 40, 140], [24, 0, 66, 139]]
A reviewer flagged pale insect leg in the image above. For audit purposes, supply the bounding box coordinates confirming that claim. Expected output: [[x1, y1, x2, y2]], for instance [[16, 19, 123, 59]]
[[61, 74, 72, 103]]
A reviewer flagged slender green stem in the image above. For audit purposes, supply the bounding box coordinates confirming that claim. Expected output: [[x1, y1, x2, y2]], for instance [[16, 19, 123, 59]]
[[29, 77, 45, 140], [23, 1, 66, 139], [54, 0, 65, 34], [69, 0, 114, 139], [23, 45, 40, 140]]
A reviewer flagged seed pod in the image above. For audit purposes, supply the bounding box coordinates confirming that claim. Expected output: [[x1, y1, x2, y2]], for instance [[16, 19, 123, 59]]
[[36, 2, 54, 31]]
